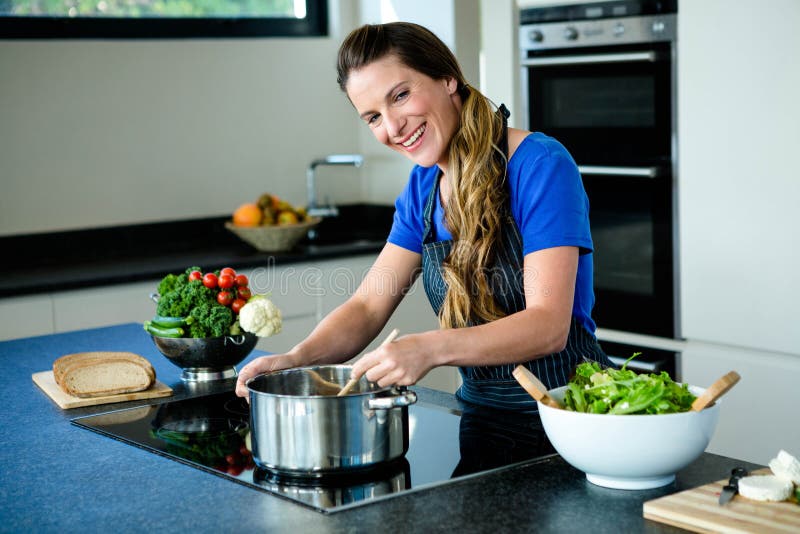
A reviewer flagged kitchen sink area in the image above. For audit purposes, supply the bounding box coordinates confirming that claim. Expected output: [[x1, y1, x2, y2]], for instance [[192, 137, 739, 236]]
[[303, 203, 392, 251], [0, 203, 393, 298]]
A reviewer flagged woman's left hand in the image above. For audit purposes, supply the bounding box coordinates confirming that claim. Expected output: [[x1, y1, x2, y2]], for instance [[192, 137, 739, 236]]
[[350, 332, 434, 388]]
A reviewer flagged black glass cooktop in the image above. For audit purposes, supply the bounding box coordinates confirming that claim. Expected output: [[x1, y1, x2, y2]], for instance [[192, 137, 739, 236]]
[[72, 391, 555, 513]]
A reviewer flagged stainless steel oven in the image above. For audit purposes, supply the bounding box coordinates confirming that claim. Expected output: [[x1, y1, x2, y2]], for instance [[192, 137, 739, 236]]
[[519, 0, 679, 373]]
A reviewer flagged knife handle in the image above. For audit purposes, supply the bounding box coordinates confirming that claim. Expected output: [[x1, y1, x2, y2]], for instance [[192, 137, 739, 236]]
[[729, 466, 748, 483], [719, 467, 748, 505]]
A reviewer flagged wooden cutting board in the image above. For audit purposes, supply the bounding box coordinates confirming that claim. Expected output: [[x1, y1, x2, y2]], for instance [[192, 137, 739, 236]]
[[644, 468, 800, 533], [32, 370, 173, 409]]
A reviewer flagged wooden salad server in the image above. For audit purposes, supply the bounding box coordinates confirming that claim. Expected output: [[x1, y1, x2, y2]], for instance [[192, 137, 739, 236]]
[[691, 371, 741, 411], [512, 365, 562, 409]]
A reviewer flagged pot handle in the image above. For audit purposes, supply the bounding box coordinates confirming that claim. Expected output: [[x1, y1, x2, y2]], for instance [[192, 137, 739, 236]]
[[367, 390, 418, 410]]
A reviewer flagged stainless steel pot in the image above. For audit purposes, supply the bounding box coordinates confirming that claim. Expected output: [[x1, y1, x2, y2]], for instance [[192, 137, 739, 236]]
[[252, 458, 410, 510], [246, 365, 417, 475]]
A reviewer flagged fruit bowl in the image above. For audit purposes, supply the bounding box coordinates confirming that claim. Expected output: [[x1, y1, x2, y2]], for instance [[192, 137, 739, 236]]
[[225, 218, 321, 252], [538, 385, 720, 490], [149, 332, 258, 382]]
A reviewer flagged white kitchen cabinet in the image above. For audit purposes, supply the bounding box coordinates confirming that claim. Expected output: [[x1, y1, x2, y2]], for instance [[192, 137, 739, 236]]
[[235, 265, 318, 354], [317, 255, 376, 317], [238, 264, 317, 321], [0, 294, 55, 340], [255, 314, 318, 355], [682, 341, 800, 465], [678, 1, 800, 355], [52, 281, 160, 333]]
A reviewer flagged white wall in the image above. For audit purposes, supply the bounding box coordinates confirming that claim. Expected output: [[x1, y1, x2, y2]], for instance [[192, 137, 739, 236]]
[[0, 0, 486, 235], [480, 0, 520, 127], [0, 1, 365, 236], [356, 0, 481, 205]]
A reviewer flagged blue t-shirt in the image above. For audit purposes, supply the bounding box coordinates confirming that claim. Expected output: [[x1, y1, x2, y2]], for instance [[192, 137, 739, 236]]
[[387, 132, 597, 334]]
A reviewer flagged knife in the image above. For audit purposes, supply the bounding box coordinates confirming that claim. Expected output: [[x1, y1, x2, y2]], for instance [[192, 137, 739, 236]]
[[719, 467, 748, 505]]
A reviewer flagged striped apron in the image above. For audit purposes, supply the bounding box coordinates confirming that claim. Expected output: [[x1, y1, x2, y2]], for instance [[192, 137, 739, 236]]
[[421, 117, 611, 411]]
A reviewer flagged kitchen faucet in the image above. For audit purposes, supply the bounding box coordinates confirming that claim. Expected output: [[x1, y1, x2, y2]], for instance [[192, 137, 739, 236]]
[[306, 154, 364, 219]]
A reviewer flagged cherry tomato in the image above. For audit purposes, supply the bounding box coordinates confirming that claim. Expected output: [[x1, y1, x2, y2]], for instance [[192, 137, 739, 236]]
[[234, 274, 249, 287], [239, 444, 250, 456], [225, 453, 238, 465], [217, 291, 234, 306], [218, 274, 235, 289], [188, 270, 203, 282], [231, 298, 246, 314], [202, 272, 218, 289], [236, 286, 251, 300], [220, 267, 236, 278], [227, 464, 244, 476]]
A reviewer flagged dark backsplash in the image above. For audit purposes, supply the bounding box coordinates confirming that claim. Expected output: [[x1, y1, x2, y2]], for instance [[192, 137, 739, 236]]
[[2, 203, 394, 297]]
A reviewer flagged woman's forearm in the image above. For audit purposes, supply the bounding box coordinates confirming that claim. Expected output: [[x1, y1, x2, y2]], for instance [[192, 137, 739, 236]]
[[285, 244, 421, 369], [285, 295, 388, 366], [426, 306, 572, 368]]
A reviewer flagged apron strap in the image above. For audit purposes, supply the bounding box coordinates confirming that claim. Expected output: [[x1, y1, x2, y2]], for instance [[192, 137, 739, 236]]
[[498, 103, 510, 161]]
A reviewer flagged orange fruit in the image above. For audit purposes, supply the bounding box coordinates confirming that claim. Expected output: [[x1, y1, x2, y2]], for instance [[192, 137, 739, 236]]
[[232, 203, 263, 227], [276, 210, 299, 225]]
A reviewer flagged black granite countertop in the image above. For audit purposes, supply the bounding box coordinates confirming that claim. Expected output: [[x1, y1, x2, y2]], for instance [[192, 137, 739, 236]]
[[3, 323, 763, 533], [0, 203, 394, 298]]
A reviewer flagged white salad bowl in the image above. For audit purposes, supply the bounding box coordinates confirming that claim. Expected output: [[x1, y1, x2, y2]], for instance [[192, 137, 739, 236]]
[[538, 385, 720, 490]]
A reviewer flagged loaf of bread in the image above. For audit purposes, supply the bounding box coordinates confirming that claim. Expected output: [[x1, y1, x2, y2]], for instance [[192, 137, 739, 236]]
[[53, 352, 155, 398]]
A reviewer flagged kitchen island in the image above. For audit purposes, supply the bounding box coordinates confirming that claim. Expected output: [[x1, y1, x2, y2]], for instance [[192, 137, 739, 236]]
[[2, 323, 761, 533]]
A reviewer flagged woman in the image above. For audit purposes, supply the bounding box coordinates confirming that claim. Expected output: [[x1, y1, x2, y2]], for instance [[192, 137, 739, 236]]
[[236, 22, 611, 410]]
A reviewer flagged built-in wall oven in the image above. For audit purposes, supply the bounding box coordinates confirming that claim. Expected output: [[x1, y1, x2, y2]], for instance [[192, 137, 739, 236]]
[[519, 0, 680, 375]]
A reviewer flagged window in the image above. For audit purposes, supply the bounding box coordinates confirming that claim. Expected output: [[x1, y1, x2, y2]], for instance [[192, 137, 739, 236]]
[[0, 0, 327, 38]]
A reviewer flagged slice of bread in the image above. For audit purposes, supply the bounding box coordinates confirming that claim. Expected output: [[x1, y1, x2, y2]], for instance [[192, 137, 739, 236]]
[[53, 352, 155, 398]]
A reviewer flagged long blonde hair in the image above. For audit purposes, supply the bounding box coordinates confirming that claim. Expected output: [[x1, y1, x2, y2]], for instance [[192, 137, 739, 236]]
[[337, 22, 510, 329]]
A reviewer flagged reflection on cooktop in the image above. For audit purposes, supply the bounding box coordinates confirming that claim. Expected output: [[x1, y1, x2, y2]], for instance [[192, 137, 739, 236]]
[[72, 391, 555, 513]]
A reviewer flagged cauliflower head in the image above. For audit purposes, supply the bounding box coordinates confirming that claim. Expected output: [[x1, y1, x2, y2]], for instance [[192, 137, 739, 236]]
[[239, 295, 282, 338]]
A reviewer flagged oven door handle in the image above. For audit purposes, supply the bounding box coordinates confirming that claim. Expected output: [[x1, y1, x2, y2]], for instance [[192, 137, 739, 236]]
[[521, 51, 656, 67], [578, 165, 662, 178]]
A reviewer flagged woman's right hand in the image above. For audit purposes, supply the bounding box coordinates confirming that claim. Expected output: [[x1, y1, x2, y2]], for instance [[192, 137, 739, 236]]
[[235, 353, 297, 399]]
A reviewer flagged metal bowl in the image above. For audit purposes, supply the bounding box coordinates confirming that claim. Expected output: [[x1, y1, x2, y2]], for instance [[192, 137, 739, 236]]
[[150, 332, 258, 382]]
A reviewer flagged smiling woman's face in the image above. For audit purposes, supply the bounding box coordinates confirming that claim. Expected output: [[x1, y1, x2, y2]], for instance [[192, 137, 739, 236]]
[[345, 54, 462, 171]]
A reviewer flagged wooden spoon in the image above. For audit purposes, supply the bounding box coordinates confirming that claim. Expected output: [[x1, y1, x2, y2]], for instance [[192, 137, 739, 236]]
[[512, 365, 562, 409], [337, 328, 400, 397], [691, 370, 740, 411], [305, 369, 343, 395]]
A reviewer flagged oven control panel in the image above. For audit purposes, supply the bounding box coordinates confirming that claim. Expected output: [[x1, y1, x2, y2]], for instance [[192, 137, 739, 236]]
[[520, 13, 676, 51]]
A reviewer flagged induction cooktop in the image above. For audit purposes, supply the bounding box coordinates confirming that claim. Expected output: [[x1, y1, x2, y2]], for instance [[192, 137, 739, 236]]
[[72, 391, 555, 513]]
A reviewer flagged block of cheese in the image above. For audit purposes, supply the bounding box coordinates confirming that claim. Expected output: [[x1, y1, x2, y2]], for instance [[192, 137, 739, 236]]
[[769, 449, 800, 485], [53, 352, 155, 398], [738, 475, 794, 502]]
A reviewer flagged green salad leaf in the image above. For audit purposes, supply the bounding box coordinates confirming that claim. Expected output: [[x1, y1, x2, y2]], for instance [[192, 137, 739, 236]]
[[563, 353, 696, 414]]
